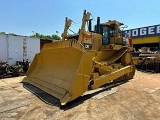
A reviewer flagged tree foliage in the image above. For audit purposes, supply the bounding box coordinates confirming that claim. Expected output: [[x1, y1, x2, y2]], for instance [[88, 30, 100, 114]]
[[0, 32, 6, 34], [8, 33, 17, 35], [31, 32, 61, 40], [0, 31, 61, 40], [0, 32, 17, 35]]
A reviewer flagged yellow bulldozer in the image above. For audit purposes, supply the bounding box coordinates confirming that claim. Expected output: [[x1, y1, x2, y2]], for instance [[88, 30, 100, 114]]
[[22, 10, 135, 105]]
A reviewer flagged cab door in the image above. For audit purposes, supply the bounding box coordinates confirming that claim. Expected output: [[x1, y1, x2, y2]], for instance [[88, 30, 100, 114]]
[[101, 26, 110, 45]]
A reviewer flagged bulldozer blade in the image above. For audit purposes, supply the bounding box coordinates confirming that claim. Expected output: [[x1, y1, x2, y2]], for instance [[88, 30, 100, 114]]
[[22, 47, 92, 105]]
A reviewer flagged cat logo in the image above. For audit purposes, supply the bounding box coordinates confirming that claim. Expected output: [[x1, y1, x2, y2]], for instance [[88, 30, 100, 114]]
[[85, 44, 90, 48]]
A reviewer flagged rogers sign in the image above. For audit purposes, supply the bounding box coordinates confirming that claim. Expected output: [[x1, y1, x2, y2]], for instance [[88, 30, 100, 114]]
[[124, 24, 160, 38]]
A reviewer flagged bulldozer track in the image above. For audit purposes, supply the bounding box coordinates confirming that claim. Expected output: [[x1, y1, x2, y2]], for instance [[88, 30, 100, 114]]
[[96, 47, 129, 66], [106, 47, 129, 65]]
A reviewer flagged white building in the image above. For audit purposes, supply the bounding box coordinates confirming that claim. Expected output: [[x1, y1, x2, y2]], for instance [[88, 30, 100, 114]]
[[0, 34, 40, 65]]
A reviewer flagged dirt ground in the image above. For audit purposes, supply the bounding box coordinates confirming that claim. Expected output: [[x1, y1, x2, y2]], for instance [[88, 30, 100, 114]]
[[0, 71, 160, 120]]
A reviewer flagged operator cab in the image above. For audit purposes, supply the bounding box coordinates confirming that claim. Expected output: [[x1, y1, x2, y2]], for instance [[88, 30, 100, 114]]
[[92, 17, 124, 46], [93, 17, 118, 45], [95, 24, 116, 45]]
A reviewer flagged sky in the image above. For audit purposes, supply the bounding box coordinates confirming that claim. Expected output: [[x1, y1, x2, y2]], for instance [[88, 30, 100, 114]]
[[0, 0, 160, 37]]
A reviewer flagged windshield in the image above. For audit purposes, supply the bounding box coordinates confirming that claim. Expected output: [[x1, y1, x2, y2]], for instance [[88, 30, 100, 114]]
[[100, 25, 115, 45]]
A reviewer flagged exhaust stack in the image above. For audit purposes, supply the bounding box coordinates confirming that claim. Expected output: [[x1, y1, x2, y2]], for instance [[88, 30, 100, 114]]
[[96, 17, 100, 34]]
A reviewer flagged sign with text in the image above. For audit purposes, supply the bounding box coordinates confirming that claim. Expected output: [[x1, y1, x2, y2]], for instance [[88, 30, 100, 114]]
[[123, 24, 160, 38]]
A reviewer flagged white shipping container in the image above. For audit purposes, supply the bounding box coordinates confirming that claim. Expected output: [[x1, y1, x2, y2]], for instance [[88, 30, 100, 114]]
[[0, 34, 40, 65]]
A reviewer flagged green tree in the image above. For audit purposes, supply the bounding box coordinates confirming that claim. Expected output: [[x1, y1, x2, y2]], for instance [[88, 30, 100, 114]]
[[8, 33, 16, 35], [31, 32, 61, 40], [0, 32, 6, 34]]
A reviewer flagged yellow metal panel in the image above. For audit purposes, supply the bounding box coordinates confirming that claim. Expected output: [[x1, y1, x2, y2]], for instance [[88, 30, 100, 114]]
[[132, 36, 160, 44], [69, 51, 93, 102], [110, 37, 115, 44]]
